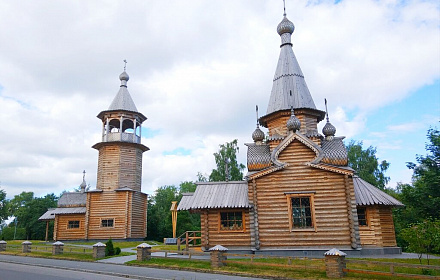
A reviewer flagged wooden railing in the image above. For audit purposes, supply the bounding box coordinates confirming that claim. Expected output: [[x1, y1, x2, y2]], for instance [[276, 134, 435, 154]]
[[176, 231, 201, 251]]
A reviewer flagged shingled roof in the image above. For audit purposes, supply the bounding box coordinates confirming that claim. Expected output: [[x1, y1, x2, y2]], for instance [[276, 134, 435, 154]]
[[58, 192, 86, 207], [38, 207, 86, 221], [177, 181, 250, 210], [353, 176, 404, 206]]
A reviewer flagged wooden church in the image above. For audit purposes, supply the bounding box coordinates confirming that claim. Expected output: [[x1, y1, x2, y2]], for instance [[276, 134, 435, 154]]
[[39, 70, 149, 241], [178, 12, 403, 255]]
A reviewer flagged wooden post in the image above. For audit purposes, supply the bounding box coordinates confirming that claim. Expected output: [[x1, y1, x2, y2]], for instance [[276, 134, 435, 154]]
[[45, 221, 49, 242], [170, 201, 178, 239]]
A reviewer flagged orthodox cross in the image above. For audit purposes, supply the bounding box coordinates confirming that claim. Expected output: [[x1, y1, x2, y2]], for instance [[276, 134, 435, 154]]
[[123, 59, 127, 71], [324, 98, 330, 122], [283, 0, 286, 16], [82, 170, 86, 181]]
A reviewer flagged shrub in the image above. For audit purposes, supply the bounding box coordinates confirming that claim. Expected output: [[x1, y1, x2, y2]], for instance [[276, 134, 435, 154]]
[[105, 239, 115, 256], [115, 247, 121, 255]]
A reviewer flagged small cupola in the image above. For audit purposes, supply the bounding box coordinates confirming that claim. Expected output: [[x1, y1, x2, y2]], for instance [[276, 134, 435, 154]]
[[322, 99, 336, 140], [80, 170, 87, 193], [286, 107, 301, 133], [252, 105, 265, 144]]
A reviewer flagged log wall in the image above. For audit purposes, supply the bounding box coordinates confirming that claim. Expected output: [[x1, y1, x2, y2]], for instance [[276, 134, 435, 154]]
[[252, 139, 353, 248], [130, 192, 148, 238], [359, 206, 397, 247], [201, 209, 251, 249], [96, 145, 143, 192], [86, 191, 129, 239], [54, 214, 86, 240]]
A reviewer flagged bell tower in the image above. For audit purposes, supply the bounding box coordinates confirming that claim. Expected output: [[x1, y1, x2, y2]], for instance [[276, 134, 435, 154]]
[[92, 69, 149, 192]]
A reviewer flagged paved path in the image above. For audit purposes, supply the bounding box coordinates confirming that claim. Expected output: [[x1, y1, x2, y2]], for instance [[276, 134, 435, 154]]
[[0, 254, 268, 280]]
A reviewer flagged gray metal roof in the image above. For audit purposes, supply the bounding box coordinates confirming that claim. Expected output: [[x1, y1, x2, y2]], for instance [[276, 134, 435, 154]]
[[38, 207, 86, 221], [245, 143, 271, 171], [177, 181, 250, 210], [108, 71, 138, 112], [58, 192, 86, 207], [265, 16, 316, 116], [353, 176, 404, 207]]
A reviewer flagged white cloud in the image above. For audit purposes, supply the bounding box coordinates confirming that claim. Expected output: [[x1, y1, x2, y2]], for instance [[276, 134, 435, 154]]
[[0, 0, 438, 198]]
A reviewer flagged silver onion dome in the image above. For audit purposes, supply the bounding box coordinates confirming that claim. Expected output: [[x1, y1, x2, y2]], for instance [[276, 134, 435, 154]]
[[323, 121, 336, 138], [252, 126, 265, 142], [286, 108, 301, 132], [277, 16, 295, 35], [119, 71, 129, 87]]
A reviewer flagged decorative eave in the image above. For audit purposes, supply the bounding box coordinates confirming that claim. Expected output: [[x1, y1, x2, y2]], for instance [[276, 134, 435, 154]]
[[307, 162, 354, 175], [92, 141, 149, 152], [97, 109, 147, 123]]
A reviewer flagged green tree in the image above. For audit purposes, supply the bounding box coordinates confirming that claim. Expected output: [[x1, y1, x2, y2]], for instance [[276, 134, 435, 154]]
[[346, 140, 390, 190], [209, 139, 245, 182], [0, 189, 8, 225], [8, 192, 58, 240], [401, 219, 440, 264]]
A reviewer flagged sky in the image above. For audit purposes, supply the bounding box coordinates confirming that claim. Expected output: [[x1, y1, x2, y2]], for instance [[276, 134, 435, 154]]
[[0, 0, 439, 199]]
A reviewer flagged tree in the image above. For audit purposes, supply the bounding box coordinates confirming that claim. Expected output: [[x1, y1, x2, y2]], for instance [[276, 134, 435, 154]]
[[8, 192, 58, 240], [0, 189, 8, 225], [401, 219, 440, 264], [346, 140, 390, 190], [209, 139, 245, 182]]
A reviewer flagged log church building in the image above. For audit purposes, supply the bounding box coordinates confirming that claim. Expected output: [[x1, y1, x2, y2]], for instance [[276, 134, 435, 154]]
[[39, 70, 149, 241], [177, 11, 403, 255]]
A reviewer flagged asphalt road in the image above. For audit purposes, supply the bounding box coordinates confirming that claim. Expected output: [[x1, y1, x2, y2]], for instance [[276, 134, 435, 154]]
[[0, 254, 268, 280]]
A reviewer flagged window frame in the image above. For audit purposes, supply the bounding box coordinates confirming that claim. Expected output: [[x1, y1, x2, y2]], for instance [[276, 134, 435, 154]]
[[67, 220, 80, 229], [357, 207, 368, 227], [286, 192, 316, 232], [100, 218, 115, 228], [218, 210, 246, 233]]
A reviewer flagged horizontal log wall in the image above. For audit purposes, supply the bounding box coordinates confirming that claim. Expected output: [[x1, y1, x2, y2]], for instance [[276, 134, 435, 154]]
[[96, 145, 143, 191], [254, 139, 352, 248], [55, 214, 86, 240], [359, 206, 397, 247], [130, 192, 148, 238], [87, 191, 129, 240], [202, 209, 251, 249]]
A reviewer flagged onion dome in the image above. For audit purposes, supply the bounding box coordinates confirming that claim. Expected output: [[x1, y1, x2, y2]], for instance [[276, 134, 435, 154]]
[[252, 125, 265, 143], [119, 71, 129, 87], [286, 107, 301, 132], [80, 170, 87, 193], [323, 121, 336, 139], [277, 16, 295, 35]]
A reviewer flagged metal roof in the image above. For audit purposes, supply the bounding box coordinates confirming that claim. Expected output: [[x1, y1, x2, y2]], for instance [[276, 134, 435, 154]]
[[177, 182, 250, 210], [245, 143, 271, 171], [353, 176, 404, 207], [108, 71, 138, 112], [38, 207, 86, 221], [58, 192, 86, 207], [265, 16, 316, 117]]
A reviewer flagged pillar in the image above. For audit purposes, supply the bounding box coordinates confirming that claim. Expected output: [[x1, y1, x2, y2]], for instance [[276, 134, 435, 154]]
[[52, 241, 64, 255], [93, 242, 106, 259], [22, 241, 32, 253], [137, 243, 152, 261], [0, 240, 6, 251], [324, 248, 347, 278], [209, 245, 228, 268]]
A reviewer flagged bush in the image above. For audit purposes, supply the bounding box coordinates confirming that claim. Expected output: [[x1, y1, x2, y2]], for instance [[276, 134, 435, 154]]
[[115, 247, 121, 255], [105, 239, 115, 256], [0, 227, 26, 240]]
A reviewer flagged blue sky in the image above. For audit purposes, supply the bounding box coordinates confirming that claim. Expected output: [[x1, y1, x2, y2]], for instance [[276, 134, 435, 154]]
[[0, 0, 438, 199]]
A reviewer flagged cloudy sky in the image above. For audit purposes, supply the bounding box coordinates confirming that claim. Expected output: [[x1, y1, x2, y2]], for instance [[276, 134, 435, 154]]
[[0, 0, 438, 199]]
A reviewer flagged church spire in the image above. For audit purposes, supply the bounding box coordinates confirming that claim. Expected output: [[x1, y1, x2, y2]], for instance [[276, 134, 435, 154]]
[[264, 8, 317, 117]]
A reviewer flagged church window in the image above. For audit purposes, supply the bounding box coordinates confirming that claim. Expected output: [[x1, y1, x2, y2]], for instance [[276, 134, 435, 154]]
[[286, 192, 316, 231], [67, 220, 80, 229], [357, 207, 368, 226], [219, 211, 244, 231], [101, 219, 114, 228]]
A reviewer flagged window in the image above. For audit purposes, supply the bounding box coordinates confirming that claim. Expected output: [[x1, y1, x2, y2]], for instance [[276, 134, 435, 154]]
[[101, 219, 114, 228], [357, 207, 368, 226], [286, 193, 316, 231], [67, 220, 80, 229], [219, 211, 244, 231]]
